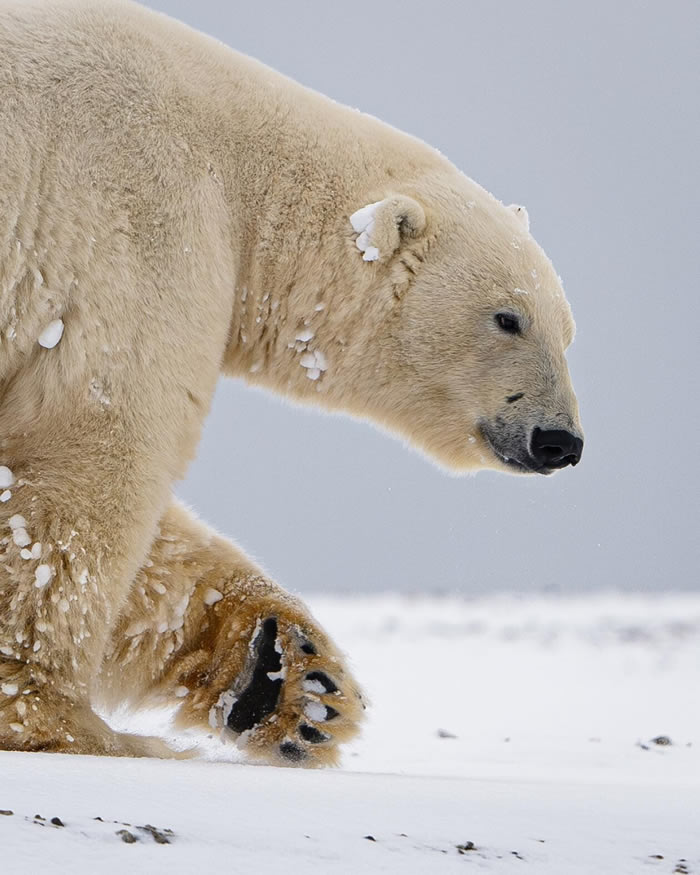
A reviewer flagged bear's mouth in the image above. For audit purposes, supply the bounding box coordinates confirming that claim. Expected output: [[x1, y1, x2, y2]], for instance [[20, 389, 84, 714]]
[[479, 424, 551, 475]]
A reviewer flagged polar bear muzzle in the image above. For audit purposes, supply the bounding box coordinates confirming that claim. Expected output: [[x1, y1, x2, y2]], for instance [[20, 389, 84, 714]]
[[480, 421, 583, 475]]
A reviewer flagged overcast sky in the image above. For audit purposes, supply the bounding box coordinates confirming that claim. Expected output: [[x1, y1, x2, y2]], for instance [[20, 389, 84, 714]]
[[144, 0, 699, 595]]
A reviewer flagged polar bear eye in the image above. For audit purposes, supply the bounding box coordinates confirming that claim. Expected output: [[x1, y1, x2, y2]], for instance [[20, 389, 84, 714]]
[[495, 312, 521, 335]]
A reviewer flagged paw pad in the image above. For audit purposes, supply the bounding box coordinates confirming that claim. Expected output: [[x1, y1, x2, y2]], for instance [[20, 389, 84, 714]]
[[216, 613, 363, 766], [226, 617, 283, 733], [279, 741, 306, 762]]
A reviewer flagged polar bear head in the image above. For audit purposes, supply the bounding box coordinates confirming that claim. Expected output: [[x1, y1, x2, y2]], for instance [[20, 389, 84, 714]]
[[344, 178, 583, 475]]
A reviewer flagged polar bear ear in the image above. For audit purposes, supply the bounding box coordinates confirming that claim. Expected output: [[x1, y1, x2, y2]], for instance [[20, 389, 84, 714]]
[[508, 204, 530, 231], [349, 196, 426, 262]]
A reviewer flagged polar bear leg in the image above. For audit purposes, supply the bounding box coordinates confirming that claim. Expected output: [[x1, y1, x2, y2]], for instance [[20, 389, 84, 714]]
[[100, 499, 366, 766], [0, 407, 196, 756], [0, 288, 226, 757]]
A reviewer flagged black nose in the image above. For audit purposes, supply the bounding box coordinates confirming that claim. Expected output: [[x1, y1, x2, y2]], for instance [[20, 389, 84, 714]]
[[530, 428, 583, 469]]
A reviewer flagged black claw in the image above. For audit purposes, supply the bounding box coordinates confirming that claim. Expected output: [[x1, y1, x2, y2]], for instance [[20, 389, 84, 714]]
[[300, 640, 317, 655], [279, 741, 306, 762], [227, 617, 283, 734], [324, 706, 340, 721], [299, 724, 329, 744], [305, 671, 338, 694]]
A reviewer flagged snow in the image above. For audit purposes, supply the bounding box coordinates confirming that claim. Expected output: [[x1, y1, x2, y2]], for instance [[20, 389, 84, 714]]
[[8, 514, 31, 548], [350, 201, 382, 233], [0, 467, 14, 488], [0, 490, 11, 502], [1, 593, 698, 874], [210, 688, 237, 730], [299, 349, 327, 380], [202, 588, 223, 605], [304, 701, 329, 722], [37, 319, 64, 349], [302, 677, 327, 694], [89, 378, 111, 407], [34, 564, 52, 588], [12, 528, 31, 548], [350, 201, 382, 261]]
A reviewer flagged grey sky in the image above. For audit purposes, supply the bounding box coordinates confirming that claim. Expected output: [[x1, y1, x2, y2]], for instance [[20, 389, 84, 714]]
[[144, 0, 699, 595]]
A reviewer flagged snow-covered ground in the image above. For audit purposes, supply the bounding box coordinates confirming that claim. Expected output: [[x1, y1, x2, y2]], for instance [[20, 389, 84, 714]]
[[2, 594, 699, 873]]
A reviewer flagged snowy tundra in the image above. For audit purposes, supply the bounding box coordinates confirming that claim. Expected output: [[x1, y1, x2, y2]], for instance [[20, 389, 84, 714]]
[[0, 0, 582, 764], [1, 594, 698, 874]]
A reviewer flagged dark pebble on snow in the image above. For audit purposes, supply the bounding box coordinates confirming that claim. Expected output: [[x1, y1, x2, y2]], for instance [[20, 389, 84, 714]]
[[138, 823, 174, 844], [457, 841, 477, 853]]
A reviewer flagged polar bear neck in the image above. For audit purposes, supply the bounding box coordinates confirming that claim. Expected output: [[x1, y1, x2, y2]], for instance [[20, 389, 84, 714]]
[[171, 25, 447, 407]]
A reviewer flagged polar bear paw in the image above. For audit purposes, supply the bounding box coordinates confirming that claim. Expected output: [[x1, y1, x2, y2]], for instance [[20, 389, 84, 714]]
[[210, 615, 365, 767]]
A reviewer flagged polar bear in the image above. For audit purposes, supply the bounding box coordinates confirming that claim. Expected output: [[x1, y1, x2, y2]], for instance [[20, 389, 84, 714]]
[[0, 0, 583, 765]]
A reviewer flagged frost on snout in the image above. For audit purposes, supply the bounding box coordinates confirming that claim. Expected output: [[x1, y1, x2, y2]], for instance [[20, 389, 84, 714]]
[[480, 417, 583, 474]]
